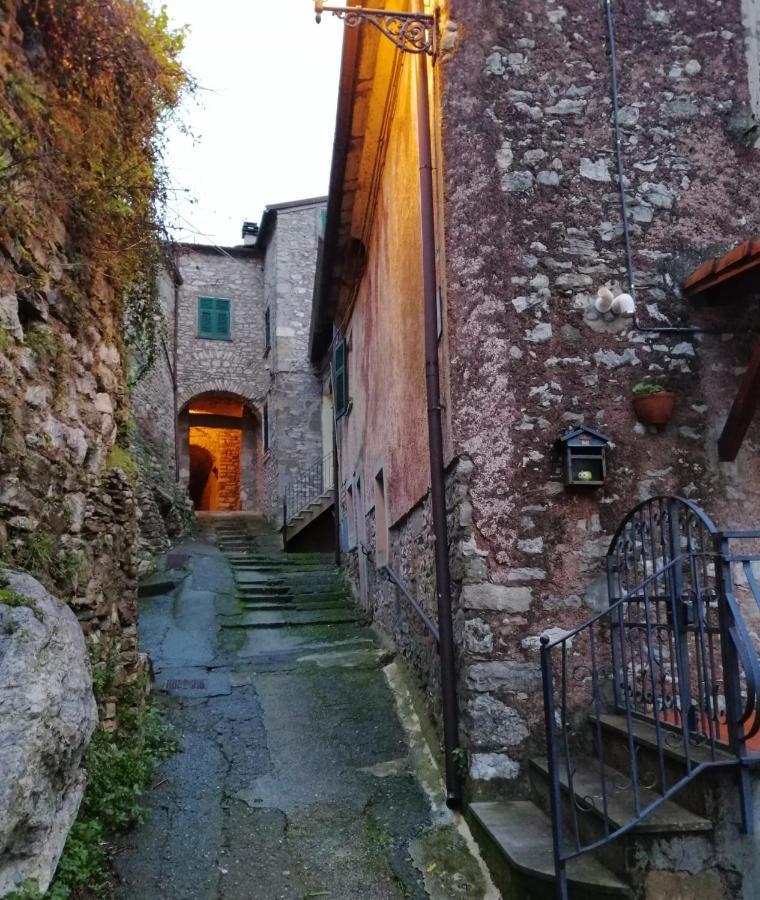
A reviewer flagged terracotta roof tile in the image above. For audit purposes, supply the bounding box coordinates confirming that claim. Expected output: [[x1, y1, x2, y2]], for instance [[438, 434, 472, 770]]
[[684, 237, 760, 297]]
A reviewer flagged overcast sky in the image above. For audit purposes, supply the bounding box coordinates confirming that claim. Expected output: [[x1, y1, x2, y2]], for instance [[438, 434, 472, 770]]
[[159, 1, 343, 246]]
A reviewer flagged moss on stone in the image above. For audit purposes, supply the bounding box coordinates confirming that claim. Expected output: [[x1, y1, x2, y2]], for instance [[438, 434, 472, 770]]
[[0, 588, 44, 621], [107, 445, 138, 481], [412, 824, 486, 899]]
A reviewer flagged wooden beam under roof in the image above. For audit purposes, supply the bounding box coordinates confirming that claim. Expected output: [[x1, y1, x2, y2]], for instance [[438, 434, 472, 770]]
[[718, 337, 760, 461]]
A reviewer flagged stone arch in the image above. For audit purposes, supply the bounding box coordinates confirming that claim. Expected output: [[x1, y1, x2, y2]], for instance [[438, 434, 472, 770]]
[[178, 383, 263, 513], [177, 379, 261, 416]]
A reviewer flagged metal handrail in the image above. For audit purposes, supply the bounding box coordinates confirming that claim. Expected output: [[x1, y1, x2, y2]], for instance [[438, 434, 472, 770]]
[[381, 564, 440, 645], [541, 496, 760, 900], [283, 452, 334, 525]]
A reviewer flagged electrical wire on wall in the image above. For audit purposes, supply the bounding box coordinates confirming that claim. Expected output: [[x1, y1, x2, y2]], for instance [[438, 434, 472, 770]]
[[603, 0, 758, 336]]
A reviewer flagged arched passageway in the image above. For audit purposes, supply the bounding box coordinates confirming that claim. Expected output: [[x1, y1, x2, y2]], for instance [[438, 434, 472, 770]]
[[178, 392, 261, 513]]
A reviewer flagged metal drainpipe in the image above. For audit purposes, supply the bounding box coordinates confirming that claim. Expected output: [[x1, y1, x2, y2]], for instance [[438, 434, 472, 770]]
[[603, 0, 759, 337], [414, 39, 462, 810], [172, 257, 181, 481]]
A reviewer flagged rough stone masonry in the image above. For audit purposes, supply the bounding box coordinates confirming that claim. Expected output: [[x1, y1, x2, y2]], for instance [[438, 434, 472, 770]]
[[439, 0, 760, 786]]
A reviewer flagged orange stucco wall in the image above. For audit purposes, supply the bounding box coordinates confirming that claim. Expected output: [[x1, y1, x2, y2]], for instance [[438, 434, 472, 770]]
[[337, 56, 433, 527]]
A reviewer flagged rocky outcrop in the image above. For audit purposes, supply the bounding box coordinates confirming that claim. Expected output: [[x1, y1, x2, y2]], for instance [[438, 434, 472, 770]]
[[0, 569, 98, 896], [131, 432, 193, 576]]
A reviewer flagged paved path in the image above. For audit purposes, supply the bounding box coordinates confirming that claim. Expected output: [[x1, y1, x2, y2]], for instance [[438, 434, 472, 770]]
[[113, 518, 496, 900]]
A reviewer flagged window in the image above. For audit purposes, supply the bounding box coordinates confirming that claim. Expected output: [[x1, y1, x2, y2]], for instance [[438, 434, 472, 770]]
[[264, 307, 271, 353], [263, 402, 270, 452], [334, 336, 349, 418], [197, 297, 231, 340], [374, 470, 388, 568]]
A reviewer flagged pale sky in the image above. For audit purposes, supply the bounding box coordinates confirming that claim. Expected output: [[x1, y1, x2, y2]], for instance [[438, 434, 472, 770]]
[[158, 1, 344, 246]]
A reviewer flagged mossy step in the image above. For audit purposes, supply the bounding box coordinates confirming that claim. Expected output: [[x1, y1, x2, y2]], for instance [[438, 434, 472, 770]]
[[237, 609, 359, 628], [236, 586, 292, 596], [241, 599, 348, 612]]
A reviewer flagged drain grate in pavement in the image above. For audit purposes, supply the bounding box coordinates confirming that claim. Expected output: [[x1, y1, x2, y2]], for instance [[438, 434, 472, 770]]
[[164, 678, 207, 691]]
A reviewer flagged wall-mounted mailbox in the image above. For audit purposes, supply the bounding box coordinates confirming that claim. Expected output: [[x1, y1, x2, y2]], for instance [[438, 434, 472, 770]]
[[560, 426, 610, 487]]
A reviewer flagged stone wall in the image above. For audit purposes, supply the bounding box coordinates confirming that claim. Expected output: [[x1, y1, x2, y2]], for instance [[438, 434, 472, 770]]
[[440, 0, 760, 787], [173, 245, 266, 511], [175, 245, 267, 408], [0, 0, 186, 694], [189, 425, 241, 512], [262, 203, 326, 521], [130, 257, 192, 569]]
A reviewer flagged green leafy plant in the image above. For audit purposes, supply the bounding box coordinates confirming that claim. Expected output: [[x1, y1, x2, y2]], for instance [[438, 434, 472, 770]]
[[16, 531, 55, 579], [632, 382, 668, 397], [451, 746, 469, 775], [44, 671, 178, 898]]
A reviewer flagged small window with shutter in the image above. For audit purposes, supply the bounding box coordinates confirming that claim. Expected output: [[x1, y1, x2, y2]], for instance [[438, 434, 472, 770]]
[[197, 297, 231, 340], [334, 337, 348, 418], [264, 307, 271, 353]]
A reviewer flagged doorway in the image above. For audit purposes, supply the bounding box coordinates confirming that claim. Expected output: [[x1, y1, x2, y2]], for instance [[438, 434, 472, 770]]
[[181, 394, 258, 512]]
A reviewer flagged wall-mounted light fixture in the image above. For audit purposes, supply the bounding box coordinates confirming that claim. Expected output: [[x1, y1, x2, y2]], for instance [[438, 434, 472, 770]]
[[314, 1, 437, 56]]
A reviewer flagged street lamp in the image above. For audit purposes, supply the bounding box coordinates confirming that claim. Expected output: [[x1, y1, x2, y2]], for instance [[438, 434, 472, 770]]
[[313, 2, 462, 812]]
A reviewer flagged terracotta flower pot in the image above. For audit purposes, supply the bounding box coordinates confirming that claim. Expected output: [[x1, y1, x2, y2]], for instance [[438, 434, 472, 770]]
[[633, 391, 675, 426]]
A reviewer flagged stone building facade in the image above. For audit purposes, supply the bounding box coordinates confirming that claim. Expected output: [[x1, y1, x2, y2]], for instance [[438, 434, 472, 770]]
[[313, 2, 760, 893], [258, 199, 328, 516], [157, 197, 327, 520]]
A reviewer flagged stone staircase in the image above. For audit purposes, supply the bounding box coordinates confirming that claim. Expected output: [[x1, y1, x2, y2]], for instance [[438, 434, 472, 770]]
[[468, 711, 735, 899], [211, 518, 358, 629], [284, 488, 334, 545]]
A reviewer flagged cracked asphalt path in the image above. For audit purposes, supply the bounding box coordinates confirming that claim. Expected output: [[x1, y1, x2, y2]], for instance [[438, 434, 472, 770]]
[[113, 518, 494, 900]]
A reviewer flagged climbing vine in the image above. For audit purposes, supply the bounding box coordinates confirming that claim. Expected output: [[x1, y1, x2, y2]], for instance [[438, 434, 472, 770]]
[[1, 0, 190, 346]]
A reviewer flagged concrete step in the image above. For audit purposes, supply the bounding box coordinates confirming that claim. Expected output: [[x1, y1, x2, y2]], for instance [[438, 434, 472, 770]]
[[228, 557, 335, 572], [240, 599, 348, 612], [468, 801, 631, 898], [237, 608, 359, 628], [529, 755, 712, 836], [589, 714, 733, 817]]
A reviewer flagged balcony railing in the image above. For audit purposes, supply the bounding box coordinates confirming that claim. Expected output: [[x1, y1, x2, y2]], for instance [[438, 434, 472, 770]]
[[283, 452, 334, 526]]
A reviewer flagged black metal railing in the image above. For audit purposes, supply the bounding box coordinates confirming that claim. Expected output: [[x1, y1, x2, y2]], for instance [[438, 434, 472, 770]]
[[540, 497, 760, 899], [283, 453, 334, 526], [381, 564, 440, 645]]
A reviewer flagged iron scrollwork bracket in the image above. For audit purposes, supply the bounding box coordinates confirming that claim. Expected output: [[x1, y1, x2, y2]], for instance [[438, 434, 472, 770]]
[[315, 3, 438, 56]]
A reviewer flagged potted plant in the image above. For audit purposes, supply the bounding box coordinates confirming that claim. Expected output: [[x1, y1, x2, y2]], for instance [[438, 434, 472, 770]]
[[632, 382, 675, 426]]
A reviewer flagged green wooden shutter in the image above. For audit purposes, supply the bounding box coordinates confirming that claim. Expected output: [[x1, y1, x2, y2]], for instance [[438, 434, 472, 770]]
[[198, 297, 230, 339], [334, 338, 348, 418], [214, 299, 230, 339], [265, 307, 271, 351], [198, 297, 214, 337]]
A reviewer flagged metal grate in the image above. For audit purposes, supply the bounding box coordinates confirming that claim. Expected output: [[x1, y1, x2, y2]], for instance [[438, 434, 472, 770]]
[[164, 678, 207, 691]]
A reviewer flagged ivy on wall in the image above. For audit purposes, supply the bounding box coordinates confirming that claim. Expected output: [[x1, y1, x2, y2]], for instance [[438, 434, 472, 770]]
[[0, 0, 190, 356]]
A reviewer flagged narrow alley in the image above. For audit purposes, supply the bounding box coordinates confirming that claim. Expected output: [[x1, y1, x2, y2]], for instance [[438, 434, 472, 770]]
[[112, 518, 494, 900]]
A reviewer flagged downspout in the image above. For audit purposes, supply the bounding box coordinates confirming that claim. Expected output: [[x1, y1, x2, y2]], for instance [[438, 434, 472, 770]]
[[414, 30, 461, 810], [172, 255, 181, 481]]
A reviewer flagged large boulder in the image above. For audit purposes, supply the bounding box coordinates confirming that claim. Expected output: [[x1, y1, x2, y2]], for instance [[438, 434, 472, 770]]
[[0, 569, 98, 895]]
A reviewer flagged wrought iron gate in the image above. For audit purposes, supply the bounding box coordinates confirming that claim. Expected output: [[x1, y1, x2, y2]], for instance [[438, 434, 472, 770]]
[[540, 496, 760, 899]]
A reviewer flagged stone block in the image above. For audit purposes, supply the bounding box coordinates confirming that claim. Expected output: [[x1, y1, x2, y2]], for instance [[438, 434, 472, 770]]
[[644, 871, 723, 900], [461, 583, 532, 612], [466, 661, 542, 692], [465, 694, 528, 748], [469, 753, 520, 781]]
